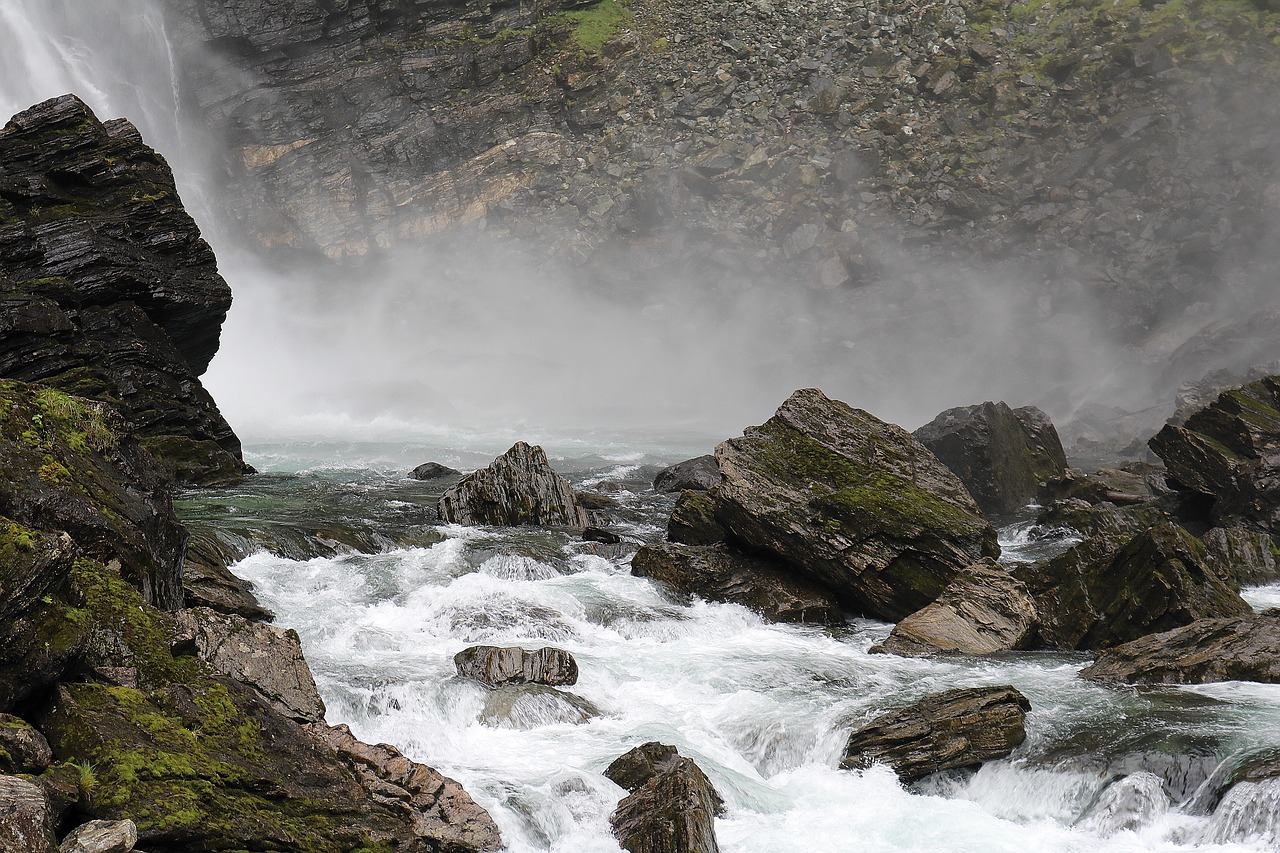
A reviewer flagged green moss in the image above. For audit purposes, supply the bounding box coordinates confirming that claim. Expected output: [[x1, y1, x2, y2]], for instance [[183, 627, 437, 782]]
[[550, 0, 633, 57], [813, 474, 989, 540]]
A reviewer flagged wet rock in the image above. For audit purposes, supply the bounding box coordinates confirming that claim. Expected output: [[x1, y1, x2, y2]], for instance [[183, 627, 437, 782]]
[[583, 526, 623, 544], [1032, 497, 1169, 542], [631, 542, 842, 623], [1202, 526, 1280, 586], [1077, 773, 1170, 836], [478, 685, 600, 728], [0, 775, 56, 852], [667, 490, 725, 545], [576, 491, 620, 510], [0, 714, 53, 774], [653, 455, 722, 493], [438, 442, 590, 527], [914, 401, 1067, 518], [1042, 465, 1167, 507], [181, 533, 275, 622], [1080, 610, 1280, 685], [454, 644, 579, 687], [58, 819, 137, 853], [840, 685, 1031, 783], [605, 742, 723, 853], [707, 389, 997, 621], [872, 558, 1038, 656], [410, 462, 461, 480]]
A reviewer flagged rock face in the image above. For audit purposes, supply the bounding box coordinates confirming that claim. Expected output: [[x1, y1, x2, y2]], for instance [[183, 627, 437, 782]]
[[1080, 611, 1280, 685], [0, 95, 244, 486], [914, 402, 1068, 518], [58, 819, 138, 853], [437, 442, 590, 527], [604, 742, 722, 853], [873, 559, 1038, 656], [1013, 521, 1250, 650], [653, 456, 722, 493], [840, 686, 1031, 783], [1149, 377, 1280, 534], [631, 542, 842, 623], [454, 644, 579, 688], [1202, 527, 1280, 587], [700, 389, 998, 621]]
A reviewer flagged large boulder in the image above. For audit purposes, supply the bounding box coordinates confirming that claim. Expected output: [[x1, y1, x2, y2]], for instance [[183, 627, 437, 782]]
[[1013, 521, 1250, 650], [840, 685, 1031, 783], [454, 644, 579, 687], [653, 455, 721, 493], [605, 742, 722, 853], [410, 462, 460, 480], [631, 542, 842, 623], [872, 559, 1039, 656], [1080, 610, 1280, 685], [437, 442, 590, 527], [914, 402, 1068, 518], [0, 95, 245, 485], [58, 819, 137, 853], [1149, 376, 1280, 534], [700, 389, 998, 621]]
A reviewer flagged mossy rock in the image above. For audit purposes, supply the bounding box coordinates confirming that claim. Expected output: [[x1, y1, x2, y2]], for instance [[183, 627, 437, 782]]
[[139, 435, 244, 488]]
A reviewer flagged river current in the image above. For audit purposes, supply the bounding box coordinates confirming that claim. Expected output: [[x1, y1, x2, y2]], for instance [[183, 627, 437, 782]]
[[176, 436, 1280, 853]]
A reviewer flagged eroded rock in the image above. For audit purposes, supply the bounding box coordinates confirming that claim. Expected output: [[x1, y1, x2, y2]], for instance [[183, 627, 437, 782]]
[[0, 775, 56, 852], [58, 819, 137, 853], [605, 742, 723, 853], [438, 442, 589, 527], [0, 714, 53, 774], [454, 644, 579, 687]]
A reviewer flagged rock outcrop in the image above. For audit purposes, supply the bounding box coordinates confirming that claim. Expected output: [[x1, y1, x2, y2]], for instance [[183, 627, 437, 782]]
[[840, 685, 1030, 783], [653, 456, 721, 493], [1202, 527, 1280, 587], [0, 95, 244, 486], [454, 644, 579, 688], [1080, 611, 1280, 686], [914, 402, 1067, 518], [631, 542, 842, 623], [437, 442, 590, 527], [605, 742, 723, 853]]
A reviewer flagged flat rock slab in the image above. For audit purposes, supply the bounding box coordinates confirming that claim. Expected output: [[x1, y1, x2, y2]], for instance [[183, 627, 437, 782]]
[[1080, 610, 1280, 685], [438, 442, 589, 527], [454, 645, 579, 687], [840, 685, 1031, 782], [605, 742, 722, 853]]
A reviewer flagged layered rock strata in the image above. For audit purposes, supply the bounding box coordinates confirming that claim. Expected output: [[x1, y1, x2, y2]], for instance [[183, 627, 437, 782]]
[[1080, 611, 1280, 685]]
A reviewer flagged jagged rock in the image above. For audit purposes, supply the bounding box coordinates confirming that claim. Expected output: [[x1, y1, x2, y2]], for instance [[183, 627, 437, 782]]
[[0, 95, 244, 485], [1041, 465, 1168, 507], [437, 442, 589, 527], [171, 607, 326, 723], [1014, 521, 1250, 650], [653, 455, 721, 493], [1203, 527, 1280, 586], [605, 742, 722, 853], [631, 542, 842, 623], [1149, 376, 1280, 534], [705, 389, 998, 621], [0, 714, 53, 774], [1032, 498, 1169, 542], [840, 686, 1031, 782], [410, 462, 460, 480], [914, 401, 1067, 518], [181, 528, 274, 621], [454, 644, 579, 687], [872, 559, 1038, 656], [58, 819, 137, 853], [0, 775, 56, 852], [478, 685, 600, 728], [667, 490, 725, 545], [1080, 610, 1280, 685]]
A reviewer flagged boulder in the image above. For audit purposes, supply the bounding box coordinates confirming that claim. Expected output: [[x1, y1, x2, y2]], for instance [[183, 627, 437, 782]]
[[1149, 376, 1280, 534], [653, 455, 722, 493], [477, 685, 600, 728], [0, 775, 56, 852], [872, 559, 1038, 656], [1202, 526, 1280, 587], [180, 531, 275, 621], [0, 714, 53, 774], [1080, 610, 1280, 685], [605, 742, 722, 853], [914, 401, 1068, 518], [583, 526, 622, 544], [410, 462, 460, 480], [58, 819, 137, 853], [575, 491, 619, 510], [706, 389, 998, 621], [454, 645, 579, 687], [631, 542, 842, 623], [839, 685, 1031, 782], [667, 490, 725, 545], [437, 442, 590, 527], [1014, 521, 1250, 650]]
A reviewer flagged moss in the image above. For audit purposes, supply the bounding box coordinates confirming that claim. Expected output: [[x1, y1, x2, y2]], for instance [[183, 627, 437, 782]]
[[813, 474, 990, 541], [549, 0, 633, 57], [139, 434, 242, 487]]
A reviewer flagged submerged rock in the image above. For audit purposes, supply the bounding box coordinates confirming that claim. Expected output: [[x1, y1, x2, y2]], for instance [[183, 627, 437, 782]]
[[58, 819, 137, 853], [605, 742, 723, 853], [437, 442, 590, 527], [840, 685, 1031, 783], [653, 455, 722, 493], [1080, 610, 1280, 685], [454, 644, 579, 687], [478, 685, 600, 728]]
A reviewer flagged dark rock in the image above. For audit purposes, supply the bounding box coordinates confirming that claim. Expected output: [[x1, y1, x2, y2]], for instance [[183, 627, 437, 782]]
[[1202, 526, 1280, 586], [605, 742, 722, 853], [575, 490, 619, 510], [653, 455, 722, 493], [181, 528, 274, 621], [583, 526, 622, 544], [631, 542, 842, 623], [477, 685, 600, 728], [914, 401, 1067, 518], [58, 819, 137, 853], [840, 686, 1031, 783], [707, 389, 998, 621], [0, 714, 53, 775], [1042, 465, 1167, 507], [873, 559, 1038, 656], [454, 644, 579, 687], [667, 490, 725, 545], [410, 462, 460, 480], [0, 775, 56, 852], [1014, 521, 1250, 650], [1033, 497, 1169, 542], [437, 442, 590, 527], [1080, 610, 1280, 685]]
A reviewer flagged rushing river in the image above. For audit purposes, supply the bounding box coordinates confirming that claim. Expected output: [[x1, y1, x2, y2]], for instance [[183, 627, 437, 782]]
[[175, 436, 1280, 853]]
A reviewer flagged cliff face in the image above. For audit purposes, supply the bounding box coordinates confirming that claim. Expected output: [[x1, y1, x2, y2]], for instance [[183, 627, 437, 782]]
[[0, 94, 245, 485]]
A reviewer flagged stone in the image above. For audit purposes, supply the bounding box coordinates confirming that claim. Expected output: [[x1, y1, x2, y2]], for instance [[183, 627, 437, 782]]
[[477, 685, 600, 728], [181, 529, 274, 621], [605, 742, 722, 853], [0, 775, 56, 852], [631, 542, 842, 623], [437, 442, 590, 527], [840, 686, 1031, 783], [454, 645, 579, 687], [653, 455, 722, 493], [1080, 610, 1280, 685], [58, 819, 137, 853], [872, 558, 1038, 656], [914, 401, 1068, 518], [667, 490, 725, 545], [1202, 526, 1280, 586], [410, 462, 461, 480], [576, 491, 619, 510], [706, 389, 998, 621], [583, 526, 622, 544], [0, 714, 53, 774]]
